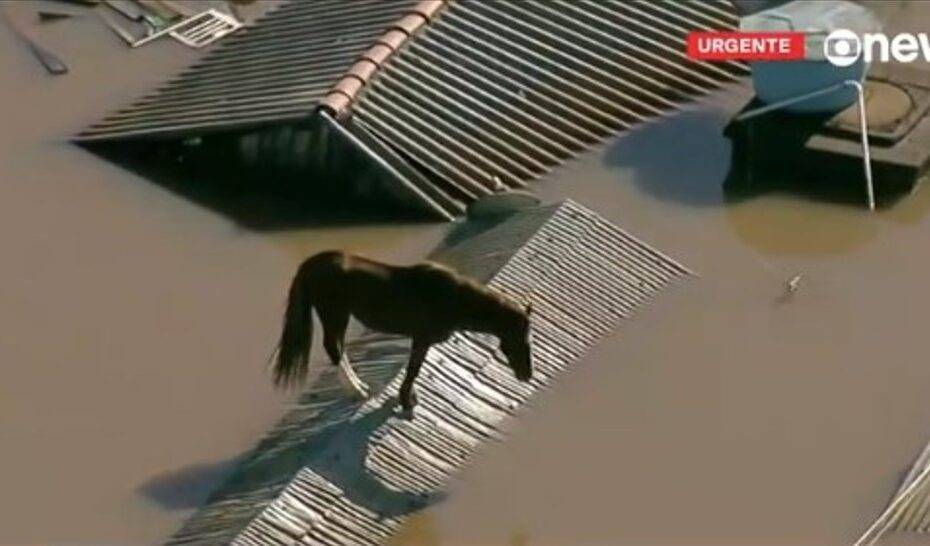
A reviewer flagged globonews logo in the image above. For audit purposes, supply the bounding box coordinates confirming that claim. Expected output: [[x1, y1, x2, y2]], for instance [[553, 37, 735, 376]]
[[824, 29, 930, 66], [688, 30, 930, 66], [823, 29, 862, 67]]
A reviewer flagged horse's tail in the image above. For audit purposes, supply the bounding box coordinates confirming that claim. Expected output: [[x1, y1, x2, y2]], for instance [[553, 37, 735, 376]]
[[273, 263, 316, 388]]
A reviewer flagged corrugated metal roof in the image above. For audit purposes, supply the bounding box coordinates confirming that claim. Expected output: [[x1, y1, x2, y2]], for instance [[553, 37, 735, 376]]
[[75, 0, 746, 218], [856, 438, 930, 545], [166, 200, 692, 546], [351, 0, 747, 213], [75, 0, 418, 142]]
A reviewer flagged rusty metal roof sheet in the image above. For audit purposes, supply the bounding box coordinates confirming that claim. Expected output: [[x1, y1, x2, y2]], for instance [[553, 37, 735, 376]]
[[166, 200, 692, 546]]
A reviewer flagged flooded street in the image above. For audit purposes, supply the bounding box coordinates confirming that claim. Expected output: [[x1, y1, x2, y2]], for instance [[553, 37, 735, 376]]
[[4, 2, 930, 546]]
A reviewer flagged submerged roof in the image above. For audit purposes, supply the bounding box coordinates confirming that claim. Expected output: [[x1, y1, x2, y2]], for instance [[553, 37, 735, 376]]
[[351, 0, 747, 212], [75, 0, 744, 144], [166, 200, 691, 546], [75, 0, 746, 218], [75, 0, 419, 142]]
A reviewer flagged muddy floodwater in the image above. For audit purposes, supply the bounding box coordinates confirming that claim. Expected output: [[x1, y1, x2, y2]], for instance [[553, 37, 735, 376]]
[[0, 4, 444, 544], [387, 89, 930, 546], [5, 2, 930, 546]]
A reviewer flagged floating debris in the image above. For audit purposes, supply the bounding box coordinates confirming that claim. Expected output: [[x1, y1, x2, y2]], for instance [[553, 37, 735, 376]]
[[38, 10, 79, 23], [126, 8, 241, 48], [1, 7, 68, 75], [98, 9, 138, 45], [168, 9, 241, 48], [101, 0, 240, 48], [786, 273, 803, 295]]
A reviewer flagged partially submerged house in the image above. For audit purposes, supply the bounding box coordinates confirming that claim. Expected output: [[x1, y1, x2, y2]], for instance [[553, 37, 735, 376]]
[[75, 0, 745, 220]]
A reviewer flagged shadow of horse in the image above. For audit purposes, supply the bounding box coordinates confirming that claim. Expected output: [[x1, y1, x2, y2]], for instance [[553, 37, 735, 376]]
[[137, 456, 243, 510], [148, 333, 442, 542]]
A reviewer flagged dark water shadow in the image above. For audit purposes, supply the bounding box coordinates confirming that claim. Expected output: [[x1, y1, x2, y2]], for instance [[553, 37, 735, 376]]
[[137, 456, 243, 510], [605, 100, 916, 211], [603, 108, 733, 207], [721, 107, 872, 209], [721, 96, 922, 209], [79, 132, 434, 232]]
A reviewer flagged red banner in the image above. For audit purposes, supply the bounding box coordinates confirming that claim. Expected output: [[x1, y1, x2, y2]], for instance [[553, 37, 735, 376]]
[[687, 32, 806, 61]]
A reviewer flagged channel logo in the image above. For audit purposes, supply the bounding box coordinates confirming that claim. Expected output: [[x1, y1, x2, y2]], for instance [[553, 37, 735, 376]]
[[823, 29, 930, 66], [688, 29, 930, 66], [823, 29, 862, 67]]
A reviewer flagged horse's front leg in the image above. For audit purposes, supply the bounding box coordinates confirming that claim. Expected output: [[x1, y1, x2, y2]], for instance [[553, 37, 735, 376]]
[[399, 339, 430, 417], [322, 310, 369, 399]]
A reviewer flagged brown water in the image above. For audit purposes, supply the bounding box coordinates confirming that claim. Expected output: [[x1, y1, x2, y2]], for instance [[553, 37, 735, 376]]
[[5, 2, 930, 546], [389, 88, 930, 545], [0, 3, 443, 544]]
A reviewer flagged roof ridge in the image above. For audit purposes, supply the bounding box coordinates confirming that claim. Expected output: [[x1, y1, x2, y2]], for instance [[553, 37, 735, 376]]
[[318, 0, 448, 119]]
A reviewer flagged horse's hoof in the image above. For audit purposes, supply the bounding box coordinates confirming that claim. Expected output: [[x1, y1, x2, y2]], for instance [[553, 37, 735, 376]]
[[400, 406, 415, 420], [399, 390, 418, 412]]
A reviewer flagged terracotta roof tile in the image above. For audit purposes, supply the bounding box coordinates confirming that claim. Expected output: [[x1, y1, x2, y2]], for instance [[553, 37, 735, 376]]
[[320, 0, 448, 119]]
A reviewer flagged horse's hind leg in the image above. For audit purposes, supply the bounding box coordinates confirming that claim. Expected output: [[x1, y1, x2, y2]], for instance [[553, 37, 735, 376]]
[[320, 307, 369, 399]]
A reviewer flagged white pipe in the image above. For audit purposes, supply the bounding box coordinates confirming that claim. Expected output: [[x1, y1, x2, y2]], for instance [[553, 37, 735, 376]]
[[734, 80, 875, 211], [847, 80, 875, 211]]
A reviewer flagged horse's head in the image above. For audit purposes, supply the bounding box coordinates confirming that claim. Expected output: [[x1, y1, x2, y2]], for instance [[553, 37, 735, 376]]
[[499, 303, 533, 382]]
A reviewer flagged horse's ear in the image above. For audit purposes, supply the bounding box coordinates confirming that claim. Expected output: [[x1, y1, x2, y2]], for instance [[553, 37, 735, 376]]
[[525, 302, 533, 316]]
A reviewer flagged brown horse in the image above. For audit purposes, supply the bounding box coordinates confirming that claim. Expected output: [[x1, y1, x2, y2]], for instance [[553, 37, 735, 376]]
[[273, 250, 533, 414]]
